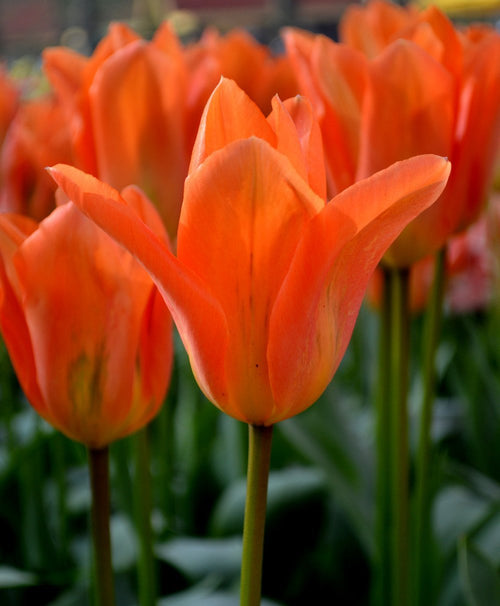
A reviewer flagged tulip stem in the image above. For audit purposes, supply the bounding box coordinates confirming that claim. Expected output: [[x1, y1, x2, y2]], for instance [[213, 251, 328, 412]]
[[413, 247, 446, 606], [134, 427, 157, 606], [240, 423, 273, 606], [389, 267, 411, 606], [88, 446, 115, 606], [373, 266, 393, 606], [53, 433, 69, 563]]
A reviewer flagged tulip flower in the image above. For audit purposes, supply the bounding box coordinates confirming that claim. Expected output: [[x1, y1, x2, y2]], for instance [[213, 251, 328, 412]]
[[285, 4, 500, 268], [43, 22, 189, 239], [0, 195, 172, 448]]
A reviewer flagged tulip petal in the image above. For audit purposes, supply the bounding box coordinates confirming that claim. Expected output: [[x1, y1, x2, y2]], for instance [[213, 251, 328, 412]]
[[48, 164, 229, 412], [180, 137, 323, 423], [284, 29, 368, 194], [357, 39, 454, 179], [313, 37, 367, 194], [133, 285, 173, 429], [267, 95, 327, 199], [189, 78, 276, 174], [0, 215, 45, 418], [90, 41, 188, 238], [410, 7, 463, 78], [446, 31, 500, 232], [268, 155, 451, 422]]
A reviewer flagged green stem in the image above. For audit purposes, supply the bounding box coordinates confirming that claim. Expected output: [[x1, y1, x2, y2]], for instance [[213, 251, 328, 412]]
[[155, 365, 178, 529], [134, 427, 157, 606], [21, 420, 53, 569], [53, 433, 69, 564], [88, 446, 115, 606], [389, 267, 411, 606], [413, 247, 446, 606], [240, 424, 273, 606], [373, 266, 393, 606]]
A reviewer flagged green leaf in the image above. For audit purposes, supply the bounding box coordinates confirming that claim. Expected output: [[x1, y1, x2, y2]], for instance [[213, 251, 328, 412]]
[[155, 536, 242, 581], [47, 587, 89, 606], [278, 395, 374, 555], [458, 536, 500, 606], [472, 512, 500, 567], [0, 566, 36, 587], [434, 485, 491, 554]]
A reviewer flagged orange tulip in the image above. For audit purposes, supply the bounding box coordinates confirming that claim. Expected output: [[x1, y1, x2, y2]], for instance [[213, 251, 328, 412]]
[[184, 27, 298, 142], [284, 2, 500, 267], [43, 22, 189, 239], [49, 79, 450, 426], [0, 192, 172, 448], [339, 0, 419, 58], [0, 95, 73, 221]]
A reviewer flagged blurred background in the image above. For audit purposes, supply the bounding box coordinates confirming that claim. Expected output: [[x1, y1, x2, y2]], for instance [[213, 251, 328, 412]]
[[1, 0, 499, 61], [0, 0, 353, 59]]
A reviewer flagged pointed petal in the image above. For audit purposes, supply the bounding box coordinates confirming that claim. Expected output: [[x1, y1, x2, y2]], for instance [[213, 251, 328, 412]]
[[152, 20, 185, 56], [267, 95, 327, 199], [86, 22, 140, 73], [268, 155, 451, 422], [189, 78, 276, 174], [48, 164, 229, 412]]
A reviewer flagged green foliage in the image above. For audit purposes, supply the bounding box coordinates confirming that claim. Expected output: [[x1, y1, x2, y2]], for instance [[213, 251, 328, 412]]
[[2, 301, 500, 605]]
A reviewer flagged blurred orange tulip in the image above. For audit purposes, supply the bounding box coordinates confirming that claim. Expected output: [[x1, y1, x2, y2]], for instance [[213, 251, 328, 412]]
[[0, 95, 73, 221], [49, 79, 450, 426], [0, 66, 19, 147], [184, 27, 298, 142], [284, 1, 500, 267], [43, 22, 189, 239], [0, 192, 172, 448], [340, 0, 419, 58]]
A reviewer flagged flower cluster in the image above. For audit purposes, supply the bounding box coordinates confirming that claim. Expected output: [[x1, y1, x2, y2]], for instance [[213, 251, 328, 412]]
[[0, 1, 498, 604]]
